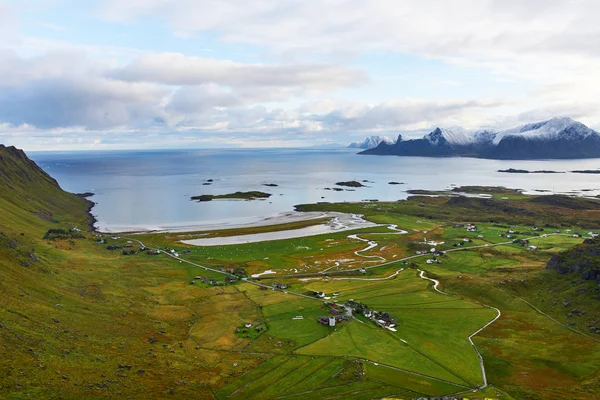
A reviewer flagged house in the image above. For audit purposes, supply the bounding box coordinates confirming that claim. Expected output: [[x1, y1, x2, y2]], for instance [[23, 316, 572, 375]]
[[359, 268, 367, 274], [528, 245, 537, 251], [244, 323, 252, 328], [430, 248, 436, 253], [588, 232, 599, 238], [426, 259, 433, 264], [193, 276, 203, 280], [477, 234, 484, 239], [364, 310, 373, 318], [328, 317, 336, 327], [272, 283, 288, 290], [315, 292, 325, 298]]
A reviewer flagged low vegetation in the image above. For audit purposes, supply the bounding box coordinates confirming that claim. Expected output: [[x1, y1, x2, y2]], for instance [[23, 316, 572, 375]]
[[191, 191, 272, 201], [1, 146, 599, 399]]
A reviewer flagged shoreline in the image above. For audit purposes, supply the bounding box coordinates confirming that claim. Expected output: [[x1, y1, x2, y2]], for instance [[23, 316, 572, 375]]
[[93, 211, 348, 235], [180, 212, 376, 246]]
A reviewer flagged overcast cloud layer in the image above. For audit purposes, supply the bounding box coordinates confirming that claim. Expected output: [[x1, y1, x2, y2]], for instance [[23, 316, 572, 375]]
[[2, 0, 600, 149]]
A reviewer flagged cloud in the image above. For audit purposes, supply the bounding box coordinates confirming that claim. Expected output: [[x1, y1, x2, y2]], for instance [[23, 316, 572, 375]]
[[0, 49, 365, 131], [5, 1, 600, 149], [306, 98, 505, 132], [97, 1, 600, 59], [111, 52, 366, 91]]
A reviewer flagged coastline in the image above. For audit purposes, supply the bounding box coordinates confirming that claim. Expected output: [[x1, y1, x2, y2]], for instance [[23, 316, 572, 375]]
[[180, 212, 376, 246], [94, 211, 351, 234], [81, 196, 98, 233]]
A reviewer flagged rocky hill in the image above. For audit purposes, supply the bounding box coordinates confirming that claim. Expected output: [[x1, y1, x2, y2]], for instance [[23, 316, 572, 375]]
[[546, 237, 600, 283]]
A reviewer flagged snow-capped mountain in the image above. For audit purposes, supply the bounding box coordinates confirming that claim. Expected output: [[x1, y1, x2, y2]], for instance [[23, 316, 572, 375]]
[[361, 117, 600, 159], [348, 135, 395, 149], [492, 117, 596, 145]]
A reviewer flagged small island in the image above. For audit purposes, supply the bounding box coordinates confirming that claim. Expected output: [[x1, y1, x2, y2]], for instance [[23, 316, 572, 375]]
[[191, 191, 272, 202], [263, 183, 279, 187], [388, 181, 405, 185], [336, 181, 365, 188], [498, 168, 561, 174], [572, 169, 600, 174]]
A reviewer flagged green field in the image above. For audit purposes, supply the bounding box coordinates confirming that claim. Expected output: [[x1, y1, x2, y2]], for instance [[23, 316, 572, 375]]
[[2, 144, 600, 400]]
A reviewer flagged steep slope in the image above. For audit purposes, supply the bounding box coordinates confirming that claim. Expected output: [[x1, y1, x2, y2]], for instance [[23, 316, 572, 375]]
[[490, 118, 600, 159], [0, 145, 239, 399], [0, 144, 93, 235], [546, 237, 600, 283]]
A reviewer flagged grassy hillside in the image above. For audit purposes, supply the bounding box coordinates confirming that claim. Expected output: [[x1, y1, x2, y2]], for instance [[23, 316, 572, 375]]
[[2, 148, 599, 400], [0, 146, 229, 398]]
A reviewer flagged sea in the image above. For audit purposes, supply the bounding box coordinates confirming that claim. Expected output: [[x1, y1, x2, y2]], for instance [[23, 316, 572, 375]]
[[29, 148, 600, 232]]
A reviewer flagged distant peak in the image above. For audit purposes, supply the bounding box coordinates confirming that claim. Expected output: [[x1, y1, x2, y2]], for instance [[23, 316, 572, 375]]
[[348, 135, 395, 149]]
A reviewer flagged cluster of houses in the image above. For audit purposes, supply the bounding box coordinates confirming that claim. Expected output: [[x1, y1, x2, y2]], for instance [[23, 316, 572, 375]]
[[345, 300, 397, 332], [415, 247, 445, 264], [236, 323, 265, 336], [451, 239, 472, 247], [317, 315, 347, 326], [190, 275, 239, 286], [455, 223, 478, 232], [272, 283, 288, 290]]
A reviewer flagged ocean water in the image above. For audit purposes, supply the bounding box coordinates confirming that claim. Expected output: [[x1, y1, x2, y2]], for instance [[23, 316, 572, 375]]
[[29, 148, 600, 232]]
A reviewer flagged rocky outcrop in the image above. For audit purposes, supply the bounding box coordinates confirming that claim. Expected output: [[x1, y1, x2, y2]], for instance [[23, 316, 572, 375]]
[[546, 239, 600, 283]]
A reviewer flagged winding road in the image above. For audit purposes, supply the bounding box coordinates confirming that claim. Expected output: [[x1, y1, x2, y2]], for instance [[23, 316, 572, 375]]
[[124, 227, 572, 393]]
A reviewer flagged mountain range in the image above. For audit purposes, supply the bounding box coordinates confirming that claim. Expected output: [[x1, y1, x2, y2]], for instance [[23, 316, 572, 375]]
[[348, 135, 395, 149], [360, 117, 600, 159]]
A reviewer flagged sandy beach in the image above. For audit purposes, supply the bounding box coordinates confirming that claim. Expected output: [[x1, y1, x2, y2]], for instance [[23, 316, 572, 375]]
[[181, 212, 377, 246]]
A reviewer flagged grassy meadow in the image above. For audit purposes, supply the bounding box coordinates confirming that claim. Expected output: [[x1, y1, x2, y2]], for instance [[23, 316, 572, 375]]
[[1, 144, 599, 400]]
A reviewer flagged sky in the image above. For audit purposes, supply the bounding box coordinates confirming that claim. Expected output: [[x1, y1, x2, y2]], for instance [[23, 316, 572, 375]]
[[1, 0, 600, 150]]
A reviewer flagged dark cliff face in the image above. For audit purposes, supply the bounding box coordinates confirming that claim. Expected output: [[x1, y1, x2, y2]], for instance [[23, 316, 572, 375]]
[[546, 239, 600, 283], [488, 135, 600, 159]]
